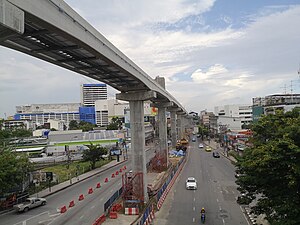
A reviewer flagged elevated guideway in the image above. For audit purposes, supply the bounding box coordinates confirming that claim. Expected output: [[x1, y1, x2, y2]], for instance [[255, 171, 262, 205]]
[[0, 0, 186, 112]]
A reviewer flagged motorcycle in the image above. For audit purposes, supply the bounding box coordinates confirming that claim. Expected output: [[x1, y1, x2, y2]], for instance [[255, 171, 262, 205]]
[[201, 212, 205, 223]]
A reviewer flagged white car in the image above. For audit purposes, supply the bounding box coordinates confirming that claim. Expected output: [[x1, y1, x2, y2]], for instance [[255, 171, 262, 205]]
[[186, 177, 197, 190], [14, 197, 47, 212], [198, 143, 204, 148]]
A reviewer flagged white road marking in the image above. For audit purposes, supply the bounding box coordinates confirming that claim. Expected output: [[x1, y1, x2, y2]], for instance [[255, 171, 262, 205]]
[[193, 197, 196, 202], [49, 213, 60, 217], [216, 198, 219, 202], [193, 206, 195, 211], [38, 219, 52, 224], [80, 215, 84, 219], [219, 206, 222, 210], [193, 218, 195, 223], [91, 205, 95, 209], [222, 218, 225, 224], [100, 198, 103, 201], [14, 211, 49, 225]]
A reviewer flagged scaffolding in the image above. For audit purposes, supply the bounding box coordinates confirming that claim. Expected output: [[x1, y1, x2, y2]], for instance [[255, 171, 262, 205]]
[[122, 172, 144, 209]]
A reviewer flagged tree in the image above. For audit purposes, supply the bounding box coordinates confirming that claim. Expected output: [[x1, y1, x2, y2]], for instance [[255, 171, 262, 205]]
[[0, 149, 33, 195], [78, 121, 96, 132], [82, 143, 107, 169], [107, 117, 122, 130], [235, 108, 300, 225], [69, 120, 79, 130]]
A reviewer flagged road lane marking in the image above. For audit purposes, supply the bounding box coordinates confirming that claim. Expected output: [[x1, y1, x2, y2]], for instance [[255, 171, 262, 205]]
[[14, 211, 50, 225], [216, 198, 219, 202], [193, 218, 195, 223], [80, 215, 84, 219], [193, 197, 195, 202], [222, 218, 225, 224], [91, 205, 95, 209], [193, 206, 195, 211]]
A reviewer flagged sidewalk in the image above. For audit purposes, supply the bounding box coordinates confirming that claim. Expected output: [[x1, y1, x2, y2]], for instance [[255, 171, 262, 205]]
[[34, 158, 127, 198]]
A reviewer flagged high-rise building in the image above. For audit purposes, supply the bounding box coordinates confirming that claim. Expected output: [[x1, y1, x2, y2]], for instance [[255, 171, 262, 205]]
[[80, 83, 107, 107]]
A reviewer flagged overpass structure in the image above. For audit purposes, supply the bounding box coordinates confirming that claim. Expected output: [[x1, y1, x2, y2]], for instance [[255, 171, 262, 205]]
[[0, 0, 192, 203]]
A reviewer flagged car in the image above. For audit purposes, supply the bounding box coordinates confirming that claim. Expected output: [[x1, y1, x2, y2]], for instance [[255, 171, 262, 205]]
[[14, 197, 47, 212], [186, 177, 197, 190], [198, 143, 204, 148], [212, 151, 220, 158], [235, 173, 246, 178], [192, 138, 196, 142], [205, 146, 212, 152]]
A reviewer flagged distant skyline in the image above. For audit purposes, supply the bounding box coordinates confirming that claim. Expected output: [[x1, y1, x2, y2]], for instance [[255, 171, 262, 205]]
[[1, 0, 300, 118]]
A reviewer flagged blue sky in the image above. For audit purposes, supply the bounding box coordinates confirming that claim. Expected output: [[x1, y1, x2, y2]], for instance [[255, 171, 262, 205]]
[[1, 0, 300, 117]]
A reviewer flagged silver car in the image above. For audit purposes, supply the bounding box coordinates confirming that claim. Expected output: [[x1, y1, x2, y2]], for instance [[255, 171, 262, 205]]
[[14, 197, 47, 212]]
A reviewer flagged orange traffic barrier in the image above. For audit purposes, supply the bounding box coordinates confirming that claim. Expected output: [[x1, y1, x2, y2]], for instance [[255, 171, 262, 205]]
[[79, 194, 84, 201], [111, 173, 115, 178], [88, 187, 93, 194], [100, 214, 106, 222], [115, 203, 122, 212], [109, 211, 118, 219], [105, 177, 108, 182], [60, 205, 67, 213], [119, 168, 122, 173], [96, 182, 101, 188], [69, 200, 75, 208]]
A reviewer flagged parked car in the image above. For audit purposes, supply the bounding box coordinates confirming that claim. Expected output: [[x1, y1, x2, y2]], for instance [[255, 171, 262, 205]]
[[198, 143, 204, 148], [205, 146, 212, 152], [186, 177, 197, 190], [192, 138, 196, 142], [212, 151, 220, 158], [14, 197, 47, 212]]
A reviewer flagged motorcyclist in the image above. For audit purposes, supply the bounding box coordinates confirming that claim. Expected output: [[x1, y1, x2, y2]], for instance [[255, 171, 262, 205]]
[[201, 207, 205, 214]]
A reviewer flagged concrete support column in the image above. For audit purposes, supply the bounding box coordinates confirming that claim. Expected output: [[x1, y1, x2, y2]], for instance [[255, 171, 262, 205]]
[[170, 110, 177, 148], [116, 90, 156, 203], [152, 101, 172, 169], [158, 106, 168, 168], [177, 114, 182, 139]]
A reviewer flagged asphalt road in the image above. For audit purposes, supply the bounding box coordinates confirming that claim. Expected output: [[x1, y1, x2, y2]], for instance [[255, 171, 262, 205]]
[[0, 145, 157, 225], [164, 141, 249, 225]]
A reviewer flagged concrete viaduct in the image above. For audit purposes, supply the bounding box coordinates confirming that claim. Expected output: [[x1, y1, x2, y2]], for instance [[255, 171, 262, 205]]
[[0, 0, 192, 202]]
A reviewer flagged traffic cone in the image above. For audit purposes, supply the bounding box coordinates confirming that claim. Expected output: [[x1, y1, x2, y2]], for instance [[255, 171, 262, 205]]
[[79, 194, 84, 201], [60, 205, 67, 213], [111, 173, 115, 178], [124, 165, 126, 170], [119, 168, 122, 173], [96, 182, 101, 188], [88, 187, 93, 194], [105, 177, 108, 182], [116, 171, 119, 175], [69, 200, 75, 207]]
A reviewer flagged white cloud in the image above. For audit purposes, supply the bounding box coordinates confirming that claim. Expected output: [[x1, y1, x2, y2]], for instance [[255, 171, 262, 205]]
[[1, 1, 300, 116]]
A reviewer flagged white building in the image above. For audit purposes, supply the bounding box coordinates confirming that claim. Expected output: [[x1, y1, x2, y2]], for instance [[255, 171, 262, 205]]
[[80, 83, 107, 107], [94, 99, 153, 127], [214, 104, 252, 127], [15, 103, 80, 128]]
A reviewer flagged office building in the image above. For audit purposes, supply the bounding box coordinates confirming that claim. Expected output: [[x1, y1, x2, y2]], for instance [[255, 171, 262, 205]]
[[81, 83, 107, 107]]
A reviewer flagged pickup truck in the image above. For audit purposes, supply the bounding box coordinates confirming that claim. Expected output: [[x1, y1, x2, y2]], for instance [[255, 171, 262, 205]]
[[14, 197, 47, 212]]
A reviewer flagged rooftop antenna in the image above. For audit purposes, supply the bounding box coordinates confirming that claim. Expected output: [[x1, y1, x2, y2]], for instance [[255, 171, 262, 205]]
[[280, 84, 287, 94]]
